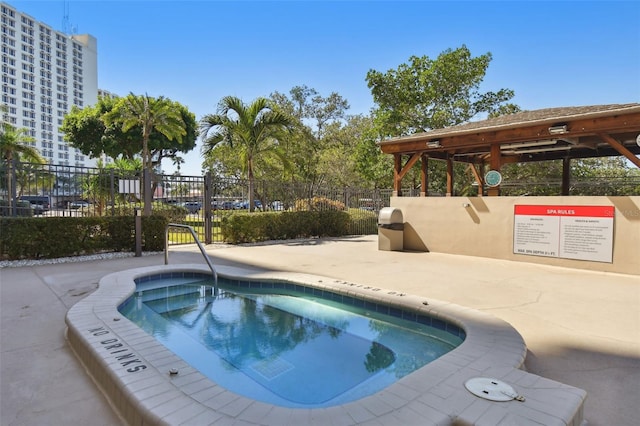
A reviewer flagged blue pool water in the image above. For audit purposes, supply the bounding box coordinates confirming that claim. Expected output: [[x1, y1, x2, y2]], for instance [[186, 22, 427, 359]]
[[119, 275, 463, 408]]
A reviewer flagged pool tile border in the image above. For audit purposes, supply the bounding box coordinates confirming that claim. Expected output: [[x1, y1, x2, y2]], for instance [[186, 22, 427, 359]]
[[66, 264, 587, 425]]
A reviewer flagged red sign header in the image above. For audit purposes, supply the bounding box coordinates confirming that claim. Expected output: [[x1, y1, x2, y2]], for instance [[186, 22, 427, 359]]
[[514, 205, 614, 218]]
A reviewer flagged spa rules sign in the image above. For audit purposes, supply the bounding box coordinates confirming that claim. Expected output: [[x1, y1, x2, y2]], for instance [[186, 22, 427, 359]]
[[513, 205, 614, 263]]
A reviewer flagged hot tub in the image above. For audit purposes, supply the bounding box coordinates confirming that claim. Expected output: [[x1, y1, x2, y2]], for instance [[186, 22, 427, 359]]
[[65, 264, 586, 425]]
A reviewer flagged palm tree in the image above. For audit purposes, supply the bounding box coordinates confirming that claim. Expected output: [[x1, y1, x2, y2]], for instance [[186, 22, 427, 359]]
[[171, 155, 185, 173], [105, 93, 186, 175], [200, 96, 292, 212], [104, 93, 186, 213], [0, 122, 45, 210]]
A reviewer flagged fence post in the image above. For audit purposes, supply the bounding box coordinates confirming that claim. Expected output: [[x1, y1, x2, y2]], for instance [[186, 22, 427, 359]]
[[134, 208, 142, 257], [109, 169, 115, 216], [204, 172, 212, 244], [10, 158, 17, 217]]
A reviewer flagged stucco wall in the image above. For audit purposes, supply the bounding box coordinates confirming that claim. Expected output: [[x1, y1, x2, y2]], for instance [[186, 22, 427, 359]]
[[390, 196, 640, 275]]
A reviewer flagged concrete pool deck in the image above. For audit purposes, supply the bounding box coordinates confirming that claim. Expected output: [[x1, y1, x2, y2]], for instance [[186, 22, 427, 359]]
[[1, 235, 638, 425]]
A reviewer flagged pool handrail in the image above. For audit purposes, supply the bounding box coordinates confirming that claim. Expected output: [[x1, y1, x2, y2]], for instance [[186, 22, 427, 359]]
[[165, 223, 218, 294]]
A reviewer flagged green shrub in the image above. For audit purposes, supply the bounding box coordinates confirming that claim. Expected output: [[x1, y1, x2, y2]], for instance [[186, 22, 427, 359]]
[[0, 215, 168, 260], [293, 196, 346, 211], [346, 208, 378, 235], [221, 210, 350, 244], [142, 215, 169, 251], [106, 216, 137, 251]]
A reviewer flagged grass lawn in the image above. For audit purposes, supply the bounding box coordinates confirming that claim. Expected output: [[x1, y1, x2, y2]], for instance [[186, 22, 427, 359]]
[[167, 225, 225, 244]]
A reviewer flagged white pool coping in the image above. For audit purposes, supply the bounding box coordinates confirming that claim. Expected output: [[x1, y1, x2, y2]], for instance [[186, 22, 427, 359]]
[[65, 264, 586, 425]]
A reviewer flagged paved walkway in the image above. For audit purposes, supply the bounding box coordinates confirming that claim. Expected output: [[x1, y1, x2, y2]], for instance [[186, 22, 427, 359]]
[[1, 235, 639, 425]]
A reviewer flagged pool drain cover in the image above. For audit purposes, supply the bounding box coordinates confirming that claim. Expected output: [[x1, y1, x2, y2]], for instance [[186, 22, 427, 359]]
[[250, 357, 294, 381], [465, 377, 521, 402]]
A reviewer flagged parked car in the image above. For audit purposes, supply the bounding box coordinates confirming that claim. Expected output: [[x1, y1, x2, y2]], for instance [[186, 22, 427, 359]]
[[235, 200, 263, 210], [19, 196, 50, 213], [182, 201, 201, 214], [69, 200, 90, 209], [30, 202, 46, 214], [212, 200, 235, 210]]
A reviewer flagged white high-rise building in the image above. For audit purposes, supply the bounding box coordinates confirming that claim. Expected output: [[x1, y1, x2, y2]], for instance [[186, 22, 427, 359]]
[[1, 2, 98, 167]]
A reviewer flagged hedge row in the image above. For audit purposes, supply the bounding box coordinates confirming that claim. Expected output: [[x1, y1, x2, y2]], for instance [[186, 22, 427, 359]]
[[221, 210, 351, 244], [0, 209, 377, 260], [0, 215, 168, 260]]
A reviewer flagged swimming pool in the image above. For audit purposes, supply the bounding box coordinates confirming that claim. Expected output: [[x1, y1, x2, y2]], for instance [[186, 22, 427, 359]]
[[118, 275, 463, 408], [65, 263, 585, 425]]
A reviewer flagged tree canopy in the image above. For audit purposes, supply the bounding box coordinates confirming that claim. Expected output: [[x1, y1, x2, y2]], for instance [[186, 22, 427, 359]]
[[0, 122, 43, 165], [359, 45, 524, 193], [61, 94, 197, 173], [366, 45, 519, 137], [0, 121, 47, 206], [200, 96, 293, 211], [268, 86, 352, 186]]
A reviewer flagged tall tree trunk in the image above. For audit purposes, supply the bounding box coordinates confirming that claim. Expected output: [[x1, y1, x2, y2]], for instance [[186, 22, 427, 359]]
[[5, 155, 13, 212], [248, 156, 254, 213], [142, 129, 152, 215]]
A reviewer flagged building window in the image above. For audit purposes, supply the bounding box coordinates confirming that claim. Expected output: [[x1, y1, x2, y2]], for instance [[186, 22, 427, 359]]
[[1, 16, 15, 27], [2, 6, 16, 17], [1, 26, 16, 37], [21, 16, 34, 27]]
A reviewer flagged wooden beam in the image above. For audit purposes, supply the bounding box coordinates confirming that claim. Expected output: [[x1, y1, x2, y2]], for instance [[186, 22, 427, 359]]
[[487, 144, 502, 196], [393, 154, 402, 196], [598, 132, 640, 169], [489, 143, 502, 170], [378, 111, 640, 155], [446, 155, 453, 196], [397, 152, 422, 180], [421, 154, 428, 197], [393, 152, 423, 196], [562, 157, 571, 195], [468, 163, 484, 197]]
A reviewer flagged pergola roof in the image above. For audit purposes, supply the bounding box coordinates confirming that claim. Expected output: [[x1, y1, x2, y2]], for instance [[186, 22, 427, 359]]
[[378, 103, 640, 166]]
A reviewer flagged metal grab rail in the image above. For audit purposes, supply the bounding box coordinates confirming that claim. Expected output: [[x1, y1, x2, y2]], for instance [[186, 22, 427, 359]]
[[165, 223, 218, 295]]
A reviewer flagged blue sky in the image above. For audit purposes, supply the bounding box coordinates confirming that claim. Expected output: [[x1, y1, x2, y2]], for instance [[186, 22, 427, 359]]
[[9, 0, 640, 175]]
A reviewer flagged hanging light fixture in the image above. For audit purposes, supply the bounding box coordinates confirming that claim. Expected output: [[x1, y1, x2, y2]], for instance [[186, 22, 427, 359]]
[[548, 125, 568, 135]]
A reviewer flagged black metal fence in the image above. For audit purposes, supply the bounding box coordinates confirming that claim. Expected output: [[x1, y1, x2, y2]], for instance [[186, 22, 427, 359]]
[[499, 177, 640, 196], [0, 162, 390, 244]]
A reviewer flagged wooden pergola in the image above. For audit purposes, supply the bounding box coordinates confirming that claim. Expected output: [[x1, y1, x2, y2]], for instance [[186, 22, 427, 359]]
[[378, 103, 640, 196]]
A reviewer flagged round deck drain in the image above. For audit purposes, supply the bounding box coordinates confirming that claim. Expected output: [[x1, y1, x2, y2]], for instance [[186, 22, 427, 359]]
[[465, 377, 521, 402]]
